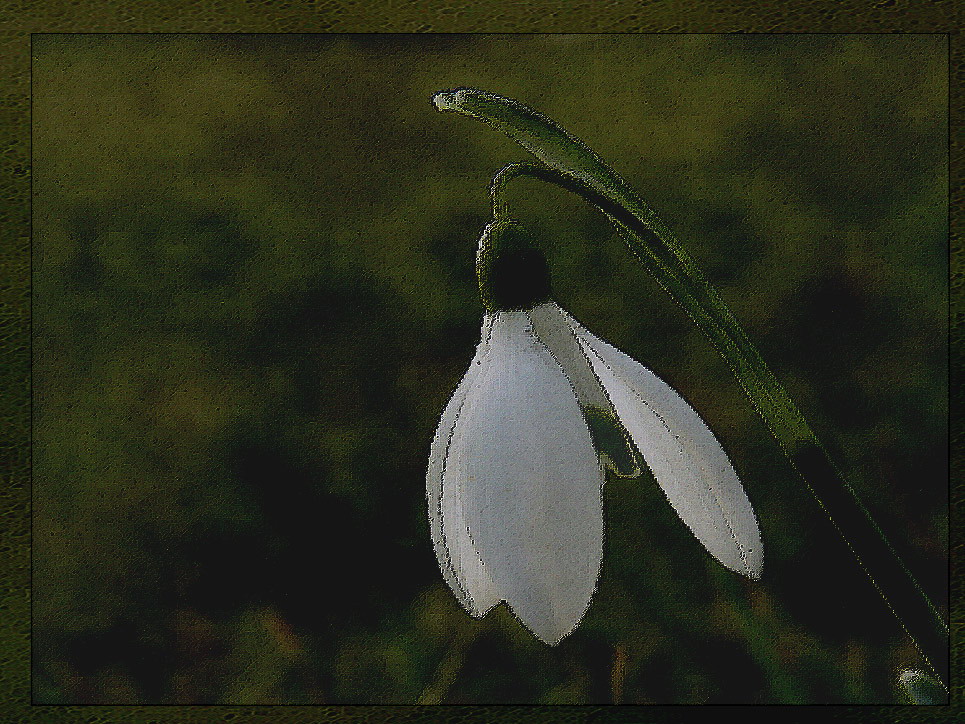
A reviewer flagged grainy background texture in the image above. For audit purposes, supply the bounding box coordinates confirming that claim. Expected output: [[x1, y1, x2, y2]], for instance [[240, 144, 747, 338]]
[[32, 34, 946, 706]]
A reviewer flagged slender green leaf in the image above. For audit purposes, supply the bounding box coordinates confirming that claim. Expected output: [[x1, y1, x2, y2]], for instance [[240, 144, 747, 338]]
[[898, 668, 947, 705], [433, 87, 948, 686]]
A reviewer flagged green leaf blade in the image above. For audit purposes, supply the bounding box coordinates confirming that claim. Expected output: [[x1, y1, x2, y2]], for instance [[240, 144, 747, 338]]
[[434, 87, 948, 686]]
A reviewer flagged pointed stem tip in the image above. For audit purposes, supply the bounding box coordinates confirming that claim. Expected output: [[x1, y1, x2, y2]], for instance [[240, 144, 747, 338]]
[[432, 88, 467, 113]]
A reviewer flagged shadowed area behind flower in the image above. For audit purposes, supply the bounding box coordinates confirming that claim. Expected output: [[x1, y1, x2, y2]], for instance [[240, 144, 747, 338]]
[[33, 34, 946, 704]]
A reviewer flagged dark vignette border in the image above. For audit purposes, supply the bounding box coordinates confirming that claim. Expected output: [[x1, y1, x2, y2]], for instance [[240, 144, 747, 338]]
[[0, 3, 959, 724]]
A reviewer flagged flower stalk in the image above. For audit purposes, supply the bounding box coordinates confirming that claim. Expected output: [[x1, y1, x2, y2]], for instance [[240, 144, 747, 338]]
[[434, 88, 947, 688]]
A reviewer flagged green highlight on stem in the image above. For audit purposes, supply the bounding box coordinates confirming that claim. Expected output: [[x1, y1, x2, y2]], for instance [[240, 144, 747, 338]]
[[433, 87, 948, 688]]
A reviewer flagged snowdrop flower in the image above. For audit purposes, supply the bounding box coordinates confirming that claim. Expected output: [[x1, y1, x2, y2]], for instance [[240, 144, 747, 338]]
[[427, 218, 762, 645]]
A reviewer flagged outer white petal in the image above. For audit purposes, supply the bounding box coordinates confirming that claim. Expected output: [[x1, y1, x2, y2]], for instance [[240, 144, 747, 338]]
[[448, 310, 604, 644], [529, 301, 643, 478], [527, 302, 611, 411], [427, 316, 500, 616], [561, 311, 763, 579]]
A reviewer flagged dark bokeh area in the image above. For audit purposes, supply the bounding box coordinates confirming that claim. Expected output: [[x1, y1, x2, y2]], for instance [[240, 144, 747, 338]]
[[33, 34, 946, 704]]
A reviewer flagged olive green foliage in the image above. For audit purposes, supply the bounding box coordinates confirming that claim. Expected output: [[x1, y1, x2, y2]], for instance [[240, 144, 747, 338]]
[[34, 34, 946, 704]]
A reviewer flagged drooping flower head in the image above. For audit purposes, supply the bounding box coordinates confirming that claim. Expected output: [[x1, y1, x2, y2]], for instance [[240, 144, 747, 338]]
[[428, 218, 762, 644]]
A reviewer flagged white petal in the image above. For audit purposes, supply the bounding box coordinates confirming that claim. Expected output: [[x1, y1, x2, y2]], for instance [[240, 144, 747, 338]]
[[527, 302, 611, 411], [427, 315, 500, 616], [449, 311, 604, 644], [563, 312, 763, 579], [529, 301, 642, 478]]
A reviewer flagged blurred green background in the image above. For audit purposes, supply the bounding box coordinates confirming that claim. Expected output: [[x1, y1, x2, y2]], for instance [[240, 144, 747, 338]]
[[33, 34, 946, 705]]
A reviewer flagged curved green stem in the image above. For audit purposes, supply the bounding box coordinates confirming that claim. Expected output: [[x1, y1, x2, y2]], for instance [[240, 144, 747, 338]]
[[436, 88, 948, 688]]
